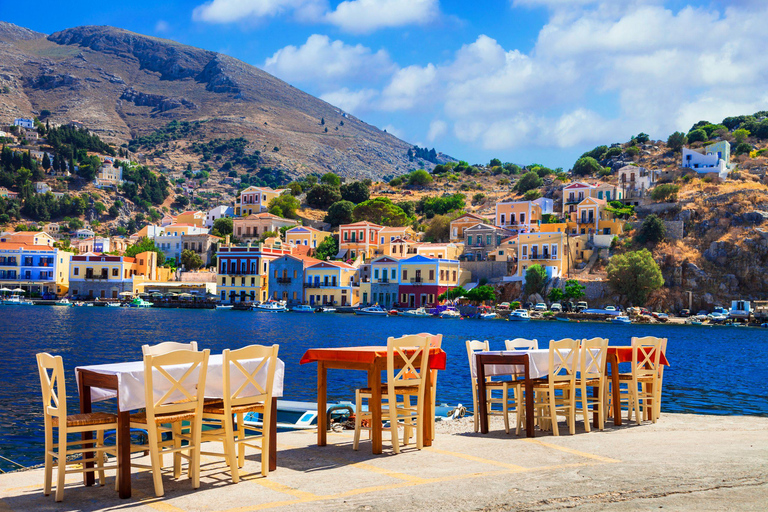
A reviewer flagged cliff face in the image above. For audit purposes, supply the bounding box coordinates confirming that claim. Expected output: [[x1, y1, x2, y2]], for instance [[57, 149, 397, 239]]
[[0, 23, 431, 179]]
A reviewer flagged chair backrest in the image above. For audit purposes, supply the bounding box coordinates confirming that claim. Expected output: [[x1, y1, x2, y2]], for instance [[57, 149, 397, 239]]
[[466, 339, 490, 381], [417, 332, 443, 349], [548, 338, 579, 383], [631, 336, 664, 377], [142, 341, 199, 356], [504, 338, 538, 351], [143, 349, 210, 421], [223, 344, 279, 409], [387, 334, 430, 390], [579, 337, 608, 380], [37, 352, 66, 420]]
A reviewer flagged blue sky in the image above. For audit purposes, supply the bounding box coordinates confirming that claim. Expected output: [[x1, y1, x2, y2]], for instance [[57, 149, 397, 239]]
[[3, 0, 767, 169]]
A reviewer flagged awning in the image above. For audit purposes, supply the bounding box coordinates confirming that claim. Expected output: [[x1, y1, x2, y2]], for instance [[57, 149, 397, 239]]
[[335, 248, 348, 259]]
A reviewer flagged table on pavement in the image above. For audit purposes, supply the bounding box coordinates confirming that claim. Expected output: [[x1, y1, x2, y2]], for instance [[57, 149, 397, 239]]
[[75, 354, 285, 498], [606, 346, 670, 425]]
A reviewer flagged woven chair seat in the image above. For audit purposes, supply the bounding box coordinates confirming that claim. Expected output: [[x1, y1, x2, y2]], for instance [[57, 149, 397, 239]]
[[618, 373, 655, 383], [359, 385, 420, 394], [130, 410, 197, 424], [52, 412, 117, 428], [533, 380, 573, 389], [203, 402, 266, 415], [577, 378, 603, 387]]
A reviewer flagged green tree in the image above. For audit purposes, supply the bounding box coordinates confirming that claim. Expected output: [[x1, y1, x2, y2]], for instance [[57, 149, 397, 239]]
[[687, 128, 708, 144], [514, 171, 543, 193], [632, 132, 650, 144], [320, 172, 341, 187], [340, 181, 370, 203], [108, 204, 119, 217], [306, 184, 342, 209], [259, 230, 278, 242], [41, 153, 51, 171], [438, 286, 468, 301], [733, 142, 752, 156], [423, 214, 451, 242], [606, 249, 663, 305], [466, 285, 496, 303], [212, 217, 233, 236], [314, 235, 338, 260], [733, 128, 750, 144], [174, 195, 189, 208], [125, 237, 164, 264], [268, 194, 300, 219], [352, 197, 410, 226], [489, 158, 502, 168], [396, 200, 415, 218], [94, 201, 106, 214], [325, 200, 355, 226], [650, 184, 679, 202], [548, 288, 564, 303], [563, 279, 585, 300], [572, 156, 602, 176], [523, 189, 542, 200], [667, 131, 687, 152], [635, 214, 666, 245], [180, 249, 204, 270], [407, 169, 433, 187], [287, 181, 303, 196], [524, 264, 548, 296]]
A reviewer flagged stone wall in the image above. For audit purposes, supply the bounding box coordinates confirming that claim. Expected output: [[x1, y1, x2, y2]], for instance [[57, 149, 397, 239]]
[[459, 261, 510, 283], [626, 220, 684, 239], [636, 202, 680, 216]]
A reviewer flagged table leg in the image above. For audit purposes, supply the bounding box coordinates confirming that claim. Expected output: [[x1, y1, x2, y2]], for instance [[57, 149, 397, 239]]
[[269, 397, 277, 472], [117, 410, 131, 499], [317, 362, 327, 447], [609, 353, 622, 426], [524, 361, 535, 438], [78, 372, 95, 487], [370, 361, 383, 454], [476, 355, 489, 434], [423, 367, 433, 447]]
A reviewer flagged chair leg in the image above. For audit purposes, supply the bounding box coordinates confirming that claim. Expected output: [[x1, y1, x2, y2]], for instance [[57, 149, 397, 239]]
[[568, 391, 576, 435], [236, 413, 246, 468], [353, 391, 362, 451], [96, 430, 106, 485], [388, 395, 400, 454], [146, 424, 165, 497], [515, 384, 524, 436], [632, 383, 642, 426], [43, 422, 53, 497], [580, 385, 591, 433], [260, 407, 272, 478], [222, 413, 239, 483], [191, 417, 202, 489], [548, 392, 559, 437], [172, 423, 182, 479], [502, 386, 510, 434], [415, 394, 424, 451], [54, 430, 66, 502], [472, 383, 479, 433]]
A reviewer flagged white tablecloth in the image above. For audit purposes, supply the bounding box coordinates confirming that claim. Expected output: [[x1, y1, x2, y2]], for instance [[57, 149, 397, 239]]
[[471, 349, 600, 379], [76, 354, 285, 412]]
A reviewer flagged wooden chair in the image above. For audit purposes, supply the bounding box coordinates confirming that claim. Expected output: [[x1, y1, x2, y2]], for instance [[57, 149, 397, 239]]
[[129, 349, 210, 497], [504, 338, 538, 351], [533, 338, 579, 436], [36, 353, 118, 502], [201, 344, 279, 482], [654, 338, 669, 422], [574, 337, 608, 432], [466, 340, 520, 434], [353, 334, 431, 453], [503, 338, 537, 433], [142, 341, 199, 356], [617, 337, 664, 425], [399, 333, 442, 441]]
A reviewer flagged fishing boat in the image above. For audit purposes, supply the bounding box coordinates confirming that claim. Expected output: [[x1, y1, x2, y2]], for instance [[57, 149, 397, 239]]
[[215, 304, 234, 310], [509, 308, 530, 321], [439, 306, 461, 319], [53, 298, 72, 306], [254, 301, 288, 312], [105, 301, 122, 307], [315, 306, 336, 313], [555, 315, 570, 322], [128, 297, 154, 308], [401, 307, 430, 317], [476, 305, 496, 320], [611, 315, 631, 325], [355, 305, 388, 316], [291, 304, 315, 313], [1, 294, 33, 306]]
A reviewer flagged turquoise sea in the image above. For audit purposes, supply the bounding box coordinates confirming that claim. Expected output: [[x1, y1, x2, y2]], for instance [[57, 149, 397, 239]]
[[1, 306, 766, 472]]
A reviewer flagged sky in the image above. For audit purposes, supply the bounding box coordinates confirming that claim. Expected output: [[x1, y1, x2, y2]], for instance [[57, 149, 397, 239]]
[[2, 0, 768, 169]]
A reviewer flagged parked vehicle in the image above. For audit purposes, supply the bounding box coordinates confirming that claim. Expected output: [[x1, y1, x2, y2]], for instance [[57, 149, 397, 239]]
[[550, 303, 562, 312], [576, 301, 589, 311], [522, 302, 534, 310], [604, 305, 616, 312], [497, 302, 511, 310], [680, 309, 691, 317], [534, 303, 548, 312]]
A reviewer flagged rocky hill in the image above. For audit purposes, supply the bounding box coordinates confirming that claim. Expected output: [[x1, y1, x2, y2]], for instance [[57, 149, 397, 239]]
[[0, 22, 448, 180]]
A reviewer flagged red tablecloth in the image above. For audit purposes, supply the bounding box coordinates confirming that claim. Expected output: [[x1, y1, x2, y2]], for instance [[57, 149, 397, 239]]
[[608, 346, 670, 366], [299, 346, 447, 370]]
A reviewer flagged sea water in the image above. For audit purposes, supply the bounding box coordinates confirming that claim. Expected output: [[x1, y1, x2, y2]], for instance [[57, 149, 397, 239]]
[[1, 306, 766, 471]]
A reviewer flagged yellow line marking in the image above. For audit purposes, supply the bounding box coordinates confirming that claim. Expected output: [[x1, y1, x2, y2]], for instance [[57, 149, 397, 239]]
[[132, 488, 189, 512], [244, 476, 318, 500], [425, 447, 527, 471], [522, 439, 621, 463], [350, 461, 428, 483]]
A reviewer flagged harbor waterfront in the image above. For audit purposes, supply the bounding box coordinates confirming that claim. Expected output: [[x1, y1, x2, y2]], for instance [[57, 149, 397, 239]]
[[1, 307, 766, 473]]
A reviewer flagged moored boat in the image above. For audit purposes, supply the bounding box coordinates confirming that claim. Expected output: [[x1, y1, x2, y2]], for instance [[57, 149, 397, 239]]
[[291, 304, 315, 313], [314, 306, 336, 313], [439, 307, 461, 319], [128, 297, 154, 308], [400, 307, 430, 317], [611, 315, 631, 325], [254, 301, 288, 312], [53, 298, 72, 306], [215, 304, 234, 310], [105, 301, 122, 307], [509, 308, 530, 321], [355, 305, 388, 316]]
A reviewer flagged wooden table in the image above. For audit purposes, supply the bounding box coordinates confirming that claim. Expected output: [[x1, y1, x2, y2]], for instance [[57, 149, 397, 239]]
[[474, 352, 535, 437], [76, 369, 279, 499], [606, 347, 670, 426], [300, 346, 447, 454]]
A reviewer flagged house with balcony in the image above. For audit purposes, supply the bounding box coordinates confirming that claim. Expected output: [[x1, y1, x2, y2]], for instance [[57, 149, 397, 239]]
[[618, 165, 659, 205], [562, 182, 622, 216], [233, 213, 298, 242], [495, 201, 543, 232], [234, 186, 290, 216], [94, 161, 124, 188], [73, 236, 112, 254], [152, 224, 209, 264], [217, 241, 293, 303], [513, 231, 575, 281], [0, 242, 72, 297], [285, 225, 332, 252], [462, 224, 513, 261], [268, 254, 321, 305], [449, 213, 488, 242], [303, 260, 360, 307], [414, 242, 463, 260], [338, 221, 383, 261], [362, 256, 400, 308], [69, 251, 157, 299], [397, 255, 461, 308]]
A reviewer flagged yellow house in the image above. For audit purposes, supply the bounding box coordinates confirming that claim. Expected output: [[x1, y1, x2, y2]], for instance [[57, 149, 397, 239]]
[[235, 186, 290, 216], [0, 231, 56, 247], [414, 242, 463, 260], [397, 255, 461, 308], [285, 225, 332, 251], [68, 251, 158, 298], [515, 232, 572, 280], [175, 210, 206, 228], [487, 236, 517, 262], [449, 213, 487, 242], [339, 221, 383, 261], [377, 226, 416, 244], [304, 260, 360, 306], [495, 201, 542, 231]]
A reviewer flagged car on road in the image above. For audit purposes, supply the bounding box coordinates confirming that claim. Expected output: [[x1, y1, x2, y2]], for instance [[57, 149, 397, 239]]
[[576, 301, 589, 311], [605, 305, 616, 312], [680, 309, 691, 317], [534, 303, 548, 311], [550, 303, 562, 312]]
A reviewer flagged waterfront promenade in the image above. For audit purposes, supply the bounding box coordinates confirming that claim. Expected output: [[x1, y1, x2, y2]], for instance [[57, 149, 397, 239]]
[[1, 413, 766, 511]]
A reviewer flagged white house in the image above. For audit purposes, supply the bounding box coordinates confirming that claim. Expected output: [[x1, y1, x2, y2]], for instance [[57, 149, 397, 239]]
[[681, 141, 730, 179], [94, 161, 124, 188], [75, 228, 95, 239], [14, 118, 34, 129], [34, 182, 51, 194], [206, 205, 234, 228], [532, 197, 554, 215]]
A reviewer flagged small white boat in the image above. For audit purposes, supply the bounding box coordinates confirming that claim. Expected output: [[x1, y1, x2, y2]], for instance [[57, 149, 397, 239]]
[[1, 294, 33, 306], [128, 297, 154, 308], [612, 315, 631, 325], [401, 307, 430, 317], [439, 307, 461, 319], [53, 298, 72, 306], [105, 302, 122, 307], [355, 305, 388, 316], [291, 304, 315, 313], [509, 309, 530, 321], [315, 306, 336, 313], [215, 304, 234, 310], [254, 301, 288, 312], [479, 312, 497, 320]]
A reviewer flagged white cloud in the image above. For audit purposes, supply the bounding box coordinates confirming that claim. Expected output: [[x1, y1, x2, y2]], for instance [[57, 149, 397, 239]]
[[263, 35, 394, 86], [154, 20, 170, 33], [324, 0, 439, 34], [379, 64, 437, 111], [427, 120, 447, 141], [192, 0, 327, 23], [319, 88, 378, 114]]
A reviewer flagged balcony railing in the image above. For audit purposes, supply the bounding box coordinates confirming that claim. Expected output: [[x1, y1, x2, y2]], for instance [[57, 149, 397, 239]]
[[84, 275, 110, 281], [0, 260, 19, 266], [304, 282, 340, 288], [410, 277, 423, 284], [276, 277, 292, 283]]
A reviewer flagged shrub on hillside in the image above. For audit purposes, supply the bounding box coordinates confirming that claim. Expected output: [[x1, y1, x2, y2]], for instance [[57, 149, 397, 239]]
[[572, 157, 602, 177], [687, 128, 708, 144]]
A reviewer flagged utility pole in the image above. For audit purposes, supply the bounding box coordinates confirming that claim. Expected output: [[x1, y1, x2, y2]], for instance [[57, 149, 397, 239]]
[[686, 290, 692, 311]]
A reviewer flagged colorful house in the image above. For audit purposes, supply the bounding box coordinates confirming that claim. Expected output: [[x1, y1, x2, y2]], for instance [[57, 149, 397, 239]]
[[338, 221, 383, 261], [0, 242, 72, 297], [562, 182, 622, 215], [235, 186, 290, 216], [681, 141, 731, 179], [233, 213, 298, 242], [175, 210, 207, 228], [363, 256, 400, 308], [462, 224, 513, 261], [268, 254, 321, 305], [217, 241, 293, 303], [514, 231, 574, 281], [304, 260, 360, 306], [414, 242, 463, 260], [68, 251, 157, 299], [495, 201, 543, 231], [285, 226, 332, 251], [449, 213, 487, 242], [397, 255, 460, 308], [205, 205, 234, 228], [0, 231, 56, 247]]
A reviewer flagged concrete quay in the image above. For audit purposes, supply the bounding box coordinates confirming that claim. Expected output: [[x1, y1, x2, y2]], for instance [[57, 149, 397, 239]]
[[1, 413, 766, 511]]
